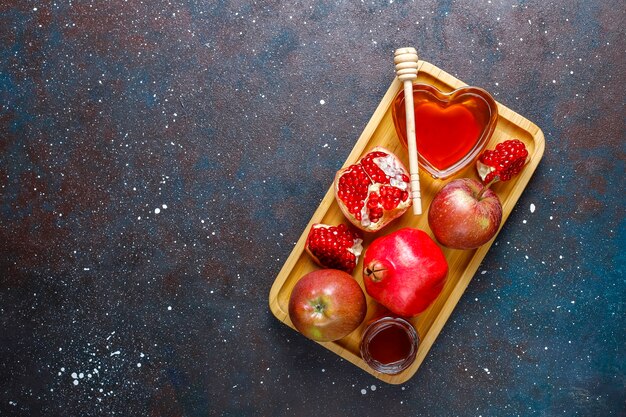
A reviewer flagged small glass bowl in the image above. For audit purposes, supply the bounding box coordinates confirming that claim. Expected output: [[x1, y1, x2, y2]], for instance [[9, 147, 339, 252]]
[[392, 83, 498, 179], [360, 317, 419, 375]]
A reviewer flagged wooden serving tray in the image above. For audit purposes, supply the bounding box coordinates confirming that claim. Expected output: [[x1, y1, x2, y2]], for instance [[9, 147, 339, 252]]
[[269, 60, 545, 384]]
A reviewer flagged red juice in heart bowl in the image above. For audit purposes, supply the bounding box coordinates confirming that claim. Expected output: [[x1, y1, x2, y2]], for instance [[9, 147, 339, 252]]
[[392, 84, 498, 179]]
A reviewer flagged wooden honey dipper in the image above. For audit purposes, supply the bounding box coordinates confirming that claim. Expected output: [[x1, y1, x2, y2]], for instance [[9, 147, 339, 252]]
[[394, 47, 422, 215]]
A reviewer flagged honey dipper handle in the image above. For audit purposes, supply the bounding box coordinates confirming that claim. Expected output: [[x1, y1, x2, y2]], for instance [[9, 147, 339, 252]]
[[394, 48, 422, 215]]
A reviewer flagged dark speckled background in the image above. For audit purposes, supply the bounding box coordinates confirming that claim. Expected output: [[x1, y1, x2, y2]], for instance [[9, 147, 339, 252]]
[[1, 1, 624, 416]]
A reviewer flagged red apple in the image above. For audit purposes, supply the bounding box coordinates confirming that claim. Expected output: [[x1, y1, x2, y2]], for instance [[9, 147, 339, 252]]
[[428, 178, 502, 250], [288, 269, 366, 342]]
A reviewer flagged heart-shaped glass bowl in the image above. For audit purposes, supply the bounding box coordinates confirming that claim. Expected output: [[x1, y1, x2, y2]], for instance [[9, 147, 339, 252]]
[[392, 84, 498, 179]]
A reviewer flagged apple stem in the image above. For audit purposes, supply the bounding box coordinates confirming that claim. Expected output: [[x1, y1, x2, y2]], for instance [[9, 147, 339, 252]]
[[476, 186, 487, 200], [477, 178, 498, 199], [485, 177, 498, 189]]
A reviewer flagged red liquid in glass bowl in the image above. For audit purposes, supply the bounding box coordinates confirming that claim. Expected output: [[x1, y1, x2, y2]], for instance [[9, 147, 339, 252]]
[[360, 317, 419, 375], [392, 84, 498, 179]]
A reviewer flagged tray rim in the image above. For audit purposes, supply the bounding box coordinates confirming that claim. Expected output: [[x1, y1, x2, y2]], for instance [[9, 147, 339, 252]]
[[268, 60, 545, 384]]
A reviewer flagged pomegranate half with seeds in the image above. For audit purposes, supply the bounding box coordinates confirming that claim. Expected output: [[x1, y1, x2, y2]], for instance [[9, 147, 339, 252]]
[[334, 147, 412, 232], [305, 223, 363, 273]]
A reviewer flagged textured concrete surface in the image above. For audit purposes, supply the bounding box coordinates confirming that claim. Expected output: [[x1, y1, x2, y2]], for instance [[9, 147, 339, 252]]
[[1, 1, 624, 416]]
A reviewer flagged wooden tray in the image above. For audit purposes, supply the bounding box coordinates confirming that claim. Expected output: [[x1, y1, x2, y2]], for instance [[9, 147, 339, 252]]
[[268, 60, 545, 384]]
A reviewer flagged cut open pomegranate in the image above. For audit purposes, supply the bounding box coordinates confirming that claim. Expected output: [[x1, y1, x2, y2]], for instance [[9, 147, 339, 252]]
[[334, 147, 412, 232], [477, 139, 529, 185], [305, 223, 363, 273]]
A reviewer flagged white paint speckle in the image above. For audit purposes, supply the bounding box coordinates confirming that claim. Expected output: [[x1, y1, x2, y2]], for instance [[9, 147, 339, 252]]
[[370, 385, 377, 391], [530, 203, 536, 213], [154, 208, 161, 214], [137, 363, 142, 368], [73, 380, 79, 386], [110, 350, 121, 356], [320, 99, 325, 105], [162, 204, 167, 209], [167, 306, 172, 311], [78, 372, 84, 379], [71, 372, 78, 379], [360, 389, 367, 395]]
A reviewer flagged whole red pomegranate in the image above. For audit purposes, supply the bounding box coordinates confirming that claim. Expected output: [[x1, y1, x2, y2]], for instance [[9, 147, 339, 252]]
[[363, 228, 448, 317], [334, 147, 412, 232]]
